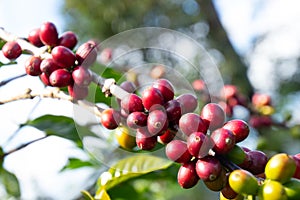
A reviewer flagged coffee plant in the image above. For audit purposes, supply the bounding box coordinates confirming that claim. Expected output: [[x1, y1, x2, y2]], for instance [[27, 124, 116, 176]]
[[0, 21, 299, 200]]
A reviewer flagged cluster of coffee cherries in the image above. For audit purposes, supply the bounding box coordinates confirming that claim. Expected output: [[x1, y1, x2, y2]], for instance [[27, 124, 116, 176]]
[[1, 21, 98, 100]]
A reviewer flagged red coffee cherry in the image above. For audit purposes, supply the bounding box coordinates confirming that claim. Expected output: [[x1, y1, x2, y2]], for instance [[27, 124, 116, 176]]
[[100, 108, 121, 130], [68, 84, 89, 100], [165, 140, 192, 164], [176, 93, 198, 114], [152, 78, 175, 102], [292, 154, 300, 179], [196, 155, 222, 181], [24, 56, 42, 76], [72, 66, 92, 87], [2, 41, 22, 60], [158, 128, 177, 144], [141, 86, 164, 111], [120, 81, 136, 93], [210, 128, 236, 154], [164, 99, 182, 122], [247, 150, 268, 175], [147, 109, 168, 136], [58, 31, 78, 50], [28, 28, 43, 47], [76, 41, 97, 68], [39, 22, 59, 46], [177, 161, 199, 189], [40, 58, 60, 76], [121, 93, 144, 114], [187, 132, 213, 158], [126, 112, 148, 129], [39, 73, 51, 86], [51, 46, 76, 69], [136, 127, 157, 150], [223, 119, 250, 143], [200, 103, 226, 131], [179, 113, 208, 136], [49, 69, 72, 87]]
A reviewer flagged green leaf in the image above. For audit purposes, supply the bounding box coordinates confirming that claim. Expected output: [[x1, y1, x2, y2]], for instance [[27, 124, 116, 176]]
[[0, 168, 20, 197], [0, 39, 5, 49], [95, 188, 111, 200], [0, 60, 17, 67], [61, 157, 95, 171], [81, 190, 95, 200], [96, 155, 172, 194]]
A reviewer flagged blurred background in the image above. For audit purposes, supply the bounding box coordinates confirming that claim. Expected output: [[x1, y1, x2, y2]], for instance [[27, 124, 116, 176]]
[[0, 0, 300, 199]]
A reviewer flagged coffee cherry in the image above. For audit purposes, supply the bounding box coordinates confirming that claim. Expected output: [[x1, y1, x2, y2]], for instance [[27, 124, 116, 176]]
[[120, 81, 136, 93], [292, 155, 300, 179], [222, 119, 249, 143], [147, 110, 168, 136], [2, 41, 22, 60], [76, 41, 97, 68], [28, 28, 43, 47], [176, 93, 198, 114], [210, 128, 236, 154], [187, 132, 213, 158], [135, 127, 157, 150], [49, 69, 72, 87], [39, 22, 58, 46], [152, 79, 174, 102], [221, 175, 239, 199], [158, 128, 177, 144], [228, 169, 259, 195], [200, 103, 226, 131], [177, 161, 199, 189], [114, 126, 136, 150], [68, 84, 89, 100], [283, 178, 300, 200], [223, 85, 238, 99], [247, 150, 268, 175], [39, 73, 51, 86], [220, 192, 243, 200], [126, 112, 148, 129], [100, 108, 121, 130], [265, 153, 296, 183], [179, 113, 208, 136], [72, 66, 92, 87], [164, 99, 181, 122], [51, 46, 76, 69], [165, 140, 192, 164], [252, 93, 272, 107], [40, 58, 60, 76], [58, 31, 78, 49], [121, 93, 144, 114], [24, 56, 42, 76], [259, 180, 288, 200], [141, 86, 164, 111], [225, 145, 247, 165], [203, 168, 226, 191], [196, 156, 222, 181]]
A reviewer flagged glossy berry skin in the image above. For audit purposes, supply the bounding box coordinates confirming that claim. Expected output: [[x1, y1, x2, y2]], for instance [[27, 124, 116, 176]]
[[76, 41, 97, 68], [141, 86, 164, 111], [177, 161, 199, 189], [222, 119, 250, 143], [72, 66, 92, 87], [152, 79, 174, 102], [28, 28, 43, 47], [51, 46, 76, 69], [120, 81, 136, 93], [121, 94, 144, 114], [136, 128, 157, 150], [210, 128, 236, 154], [260, 180, 288, 200], [176, 93, 198, 114], [225, 145, 247, 165], [49, 69, 72, 87], [196, 156, 222, 181], [228, 169, 259, 195], [165, 140, 192, 164], [283, 179, 300, 200], [247, 150, 268, 175], [58, 31, 78, 49], [147, 110, 168, 136], [114, 126, 136, 150], [24, 56, 42, 76], [158, 128, 177, 144], [179, 113, 208, 136], [40, 58, 60, 76], [203, 168, 226, 191], [200, 103, 226, 131], [100, 108, 121, 130], [187, 132, 213, 158], [126, 112, 148, 129], [164, 99, 181, 122], [2, 41, 22, 60], [39, 73, 51, 86], [68, 84, 89, 100], [292, 155, 300, 179], [39, 22, 58, 46]]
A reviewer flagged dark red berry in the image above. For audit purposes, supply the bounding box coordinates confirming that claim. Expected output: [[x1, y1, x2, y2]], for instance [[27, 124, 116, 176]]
[[100, 108, 121, 130], [200, 103, 225, 131], [210, 128, 236, 154], [147, 110, 168, 136], [40, 58, 60, 76], [72, 66, 92, 87], [221, 175, 239, 199], [179, 113, 208, 136], [152, 79, 174, 102], [159, 128, 177, 144], [196, 156, 222, 181], [223, 119, 250, 143], [120, 81, 136, 93], [165, 140, 192, 163], [28, 28, 43, 47], [51, 46, 76, 69], [58, 31, 78, 50], [142, 86, 164, 111], [76, 41, 97, 68], [39, 22, 58, 46], [2, 41, 22, 60], [24, 56, 42, 76], [292, 154, 300, 179], [187, 132, 213, 158], [164, 99, 182, 122], [126, 112, 148, 129], [247, 150, 268, 175], [121, 93, 144, 114], [68, 84, 89, 100], [39, 73, 51, 86], [49, 69, 72, 87], [177, 161, 199, 189], [136, 128, 157, 150]]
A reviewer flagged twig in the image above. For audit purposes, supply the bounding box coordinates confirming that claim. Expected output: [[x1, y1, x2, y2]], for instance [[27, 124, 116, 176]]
[[0, 73, 27, 87]]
